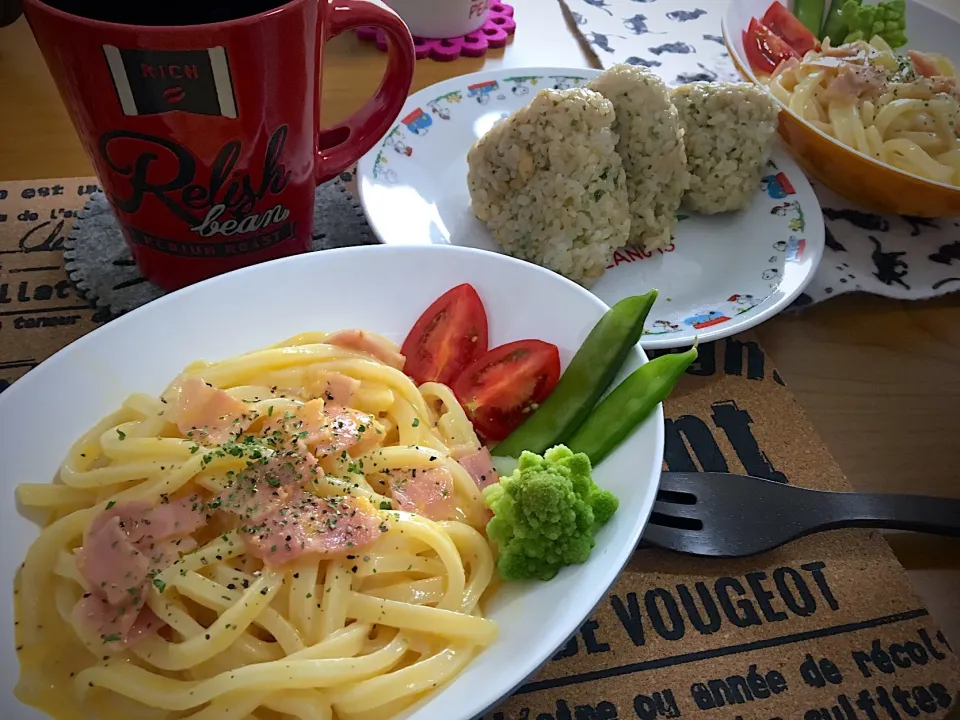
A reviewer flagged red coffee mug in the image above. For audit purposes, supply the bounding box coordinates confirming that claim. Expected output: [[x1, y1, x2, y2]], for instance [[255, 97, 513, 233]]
[[23, 0, 416, 290]]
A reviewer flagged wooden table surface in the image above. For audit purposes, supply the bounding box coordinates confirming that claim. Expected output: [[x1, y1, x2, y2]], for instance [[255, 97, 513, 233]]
[[1, 0, 959, 681]]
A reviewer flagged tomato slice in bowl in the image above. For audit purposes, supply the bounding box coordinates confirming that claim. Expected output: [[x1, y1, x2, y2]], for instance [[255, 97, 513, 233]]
[[402, 284, 489, 386], [453, 340, 561, 442], [761, 1, 819, 56], [743, 17, 799, 75]]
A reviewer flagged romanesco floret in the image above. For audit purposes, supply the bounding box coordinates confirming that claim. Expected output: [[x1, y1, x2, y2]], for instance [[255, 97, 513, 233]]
[[482, 445, 619, 581]]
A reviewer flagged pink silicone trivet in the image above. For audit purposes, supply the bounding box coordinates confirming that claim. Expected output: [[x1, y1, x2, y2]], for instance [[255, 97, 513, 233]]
[[356, 3, 515, 61]]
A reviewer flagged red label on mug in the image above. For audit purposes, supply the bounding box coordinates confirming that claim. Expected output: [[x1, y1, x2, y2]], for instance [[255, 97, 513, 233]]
[[103, 45, 238, 118]]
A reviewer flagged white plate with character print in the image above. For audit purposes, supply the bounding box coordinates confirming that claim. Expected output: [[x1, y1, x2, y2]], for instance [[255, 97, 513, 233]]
[[357, 67, 825, 349]]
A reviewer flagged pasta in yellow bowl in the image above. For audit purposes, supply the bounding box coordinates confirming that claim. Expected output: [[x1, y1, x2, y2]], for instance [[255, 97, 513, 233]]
[[723, 0, 960, 217]]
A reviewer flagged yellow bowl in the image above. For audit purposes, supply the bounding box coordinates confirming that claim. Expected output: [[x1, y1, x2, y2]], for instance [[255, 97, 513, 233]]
[[721, 0, 960, 218]]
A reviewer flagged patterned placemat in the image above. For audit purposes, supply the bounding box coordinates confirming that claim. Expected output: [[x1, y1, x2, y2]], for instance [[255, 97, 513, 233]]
[[62, 176, 375, 317], [559, 0, 960, 306]]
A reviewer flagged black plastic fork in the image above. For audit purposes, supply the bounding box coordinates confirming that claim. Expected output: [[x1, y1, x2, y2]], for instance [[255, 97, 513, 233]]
[[640, 472, 960, 558]]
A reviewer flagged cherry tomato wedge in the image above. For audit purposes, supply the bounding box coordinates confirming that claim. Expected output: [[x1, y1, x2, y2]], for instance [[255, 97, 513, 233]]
[[743, 17, 799, 76], [401, 284, 489, 387], [761, 1, 819, 56], [453, 340, 561, 442]]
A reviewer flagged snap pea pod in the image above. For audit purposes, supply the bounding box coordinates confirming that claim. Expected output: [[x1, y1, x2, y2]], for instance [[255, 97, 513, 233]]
[[567, 342, 698, 467], [494, 290, 658, 458], [820, 0, 848, 41], [795, 0, 826, 35]]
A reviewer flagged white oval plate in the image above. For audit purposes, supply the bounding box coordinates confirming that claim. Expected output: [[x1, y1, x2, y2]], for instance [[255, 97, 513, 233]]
[[0, 245, 664, 720], [357, 67, 825, 349]]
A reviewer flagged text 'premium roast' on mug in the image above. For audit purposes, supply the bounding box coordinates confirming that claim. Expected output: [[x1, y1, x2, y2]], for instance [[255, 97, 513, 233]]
[[23, 0, 416, 290]]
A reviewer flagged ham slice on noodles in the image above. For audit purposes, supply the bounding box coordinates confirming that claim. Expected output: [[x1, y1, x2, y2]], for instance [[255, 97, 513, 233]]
[[244, 494, 384, 565], [74, 496, 207, 648], [262, 399, 381, 458], [326, 329, 406, 370], [457, 447, 500, 490], [164, 375, 255, 445], [305, 369, 361, 405], [387, 467, 458, 521]]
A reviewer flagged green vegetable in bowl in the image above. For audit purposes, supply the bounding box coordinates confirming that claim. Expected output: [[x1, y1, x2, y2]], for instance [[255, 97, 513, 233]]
[[483, 445, 618, 582], [793, 0, 826, 35], [822, 0, 856, 40], [821, 0, 907, 48]]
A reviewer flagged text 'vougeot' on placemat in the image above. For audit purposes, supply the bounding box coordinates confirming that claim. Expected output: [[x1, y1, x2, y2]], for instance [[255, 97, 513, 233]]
[[0, 180, 957, 719]]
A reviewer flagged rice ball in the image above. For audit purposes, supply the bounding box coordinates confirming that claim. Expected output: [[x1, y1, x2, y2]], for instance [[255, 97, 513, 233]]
[[671, 82, 780, 214], [588, 65, 689, 251], [466, 87, 630, 286]]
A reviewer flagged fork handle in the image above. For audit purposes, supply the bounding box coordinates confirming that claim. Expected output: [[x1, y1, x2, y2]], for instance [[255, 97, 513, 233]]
[[810, 490, 960, 536]]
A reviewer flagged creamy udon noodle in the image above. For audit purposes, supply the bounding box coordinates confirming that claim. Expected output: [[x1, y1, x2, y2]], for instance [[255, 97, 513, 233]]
[[764, 36, 960, 186], [14, 330, 499, 720]]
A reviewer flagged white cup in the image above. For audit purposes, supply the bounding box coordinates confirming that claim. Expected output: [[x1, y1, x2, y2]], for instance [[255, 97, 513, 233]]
[[385, 0, 491, 39]]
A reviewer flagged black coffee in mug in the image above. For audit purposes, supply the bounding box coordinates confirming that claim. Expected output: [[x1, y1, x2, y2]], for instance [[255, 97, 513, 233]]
[[37, 0, 287, 25]]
